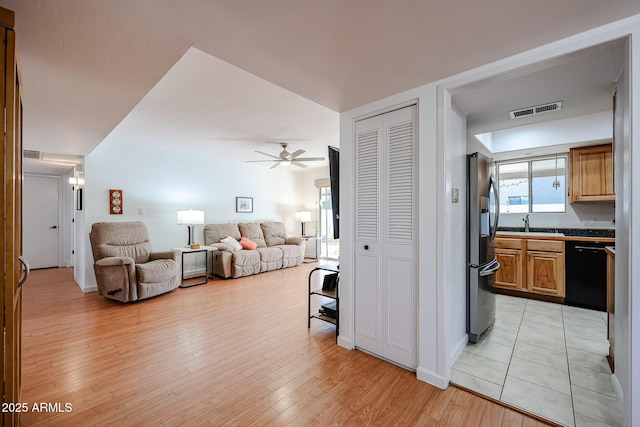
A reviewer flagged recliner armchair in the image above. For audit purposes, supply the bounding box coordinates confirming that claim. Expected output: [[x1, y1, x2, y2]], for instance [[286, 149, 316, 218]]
[[89, 221, 181, 302]]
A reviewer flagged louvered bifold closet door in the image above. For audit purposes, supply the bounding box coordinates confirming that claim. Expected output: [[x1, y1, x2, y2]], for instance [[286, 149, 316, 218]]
[[383, 107, 416, 369], [354, 114, 384, 357], [354, 105, 416, 370]]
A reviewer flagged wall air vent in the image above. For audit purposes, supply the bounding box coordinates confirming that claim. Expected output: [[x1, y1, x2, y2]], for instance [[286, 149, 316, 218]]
[[23, 149, 44, 160], [510, 101, 562, 119]]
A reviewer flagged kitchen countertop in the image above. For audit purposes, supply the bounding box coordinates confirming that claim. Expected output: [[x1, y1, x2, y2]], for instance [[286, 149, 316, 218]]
[[497, 231, 565, 237], [497, 227, 615, 243], [496, 231, 615, 243]]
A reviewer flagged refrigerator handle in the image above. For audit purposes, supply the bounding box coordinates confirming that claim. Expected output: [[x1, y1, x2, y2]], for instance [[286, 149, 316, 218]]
[[490, 176, 500, 240], [479, 257, 500, 277]]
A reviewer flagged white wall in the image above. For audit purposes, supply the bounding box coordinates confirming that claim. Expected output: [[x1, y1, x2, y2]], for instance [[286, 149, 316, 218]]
[[444, 104, 469, 369], [614, 36, 632, 421], [479, 111, 612, 154], [79, 138, 307, 291], [497, 201, 615, 229]]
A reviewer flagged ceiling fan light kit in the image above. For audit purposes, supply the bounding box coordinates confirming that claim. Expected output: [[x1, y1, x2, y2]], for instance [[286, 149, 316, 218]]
[[246, 143, 325, 168]]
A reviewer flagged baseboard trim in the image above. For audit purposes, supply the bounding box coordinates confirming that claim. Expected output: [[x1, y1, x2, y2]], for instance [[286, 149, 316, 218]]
[[450, 334, 468, 366], [183, 268, 206, 276], [337, 335, 353, 350], [416, 366, 447, 389], [611, 373, 624, 406], [82, 285, 98, 293], [73, 274, 97, 293]]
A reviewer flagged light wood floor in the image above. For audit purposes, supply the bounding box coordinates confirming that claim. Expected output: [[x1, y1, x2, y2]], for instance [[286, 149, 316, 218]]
[[20, 264, 552, 426]]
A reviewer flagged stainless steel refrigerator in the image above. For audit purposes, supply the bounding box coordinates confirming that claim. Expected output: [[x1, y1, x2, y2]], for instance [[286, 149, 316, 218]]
[[467, 152, 500, 344]]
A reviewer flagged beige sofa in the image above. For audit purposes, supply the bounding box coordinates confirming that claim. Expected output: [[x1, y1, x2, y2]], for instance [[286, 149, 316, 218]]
[[204, 222, 305, 278]]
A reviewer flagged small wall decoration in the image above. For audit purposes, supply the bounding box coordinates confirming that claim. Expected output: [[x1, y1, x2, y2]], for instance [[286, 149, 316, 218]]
[[236, 197, 253, 213], [76, 188, 83, 211], [109, 189, 123, 214]]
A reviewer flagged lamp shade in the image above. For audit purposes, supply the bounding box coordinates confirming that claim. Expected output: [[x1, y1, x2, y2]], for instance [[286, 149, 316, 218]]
[[295, 211, 312, 222], [177, 209, 204, 225]]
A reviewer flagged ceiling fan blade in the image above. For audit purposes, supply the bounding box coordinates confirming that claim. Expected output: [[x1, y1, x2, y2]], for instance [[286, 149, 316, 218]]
[[246, 159, 280, 163], [255, 150, 280, 159], [291, 161, 308, 168], [270, 162, 281, 169], [290, 149, 305, 159], [290, 157, 325, 162]]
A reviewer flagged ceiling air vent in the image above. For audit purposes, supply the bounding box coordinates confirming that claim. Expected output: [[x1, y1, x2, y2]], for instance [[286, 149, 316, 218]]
[[23, 149, 44, 160], [510, 101, 562, 119]]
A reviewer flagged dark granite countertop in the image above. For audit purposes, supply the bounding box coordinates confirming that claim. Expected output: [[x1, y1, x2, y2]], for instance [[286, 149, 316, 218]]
[[497, 227, 615, 238]]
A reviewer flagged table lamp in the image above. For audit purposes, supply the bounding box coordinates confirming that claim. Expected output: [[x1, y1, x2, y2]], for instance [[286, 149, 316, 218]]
[[294, 211, 312, 237], [177, 209, 205, 247]]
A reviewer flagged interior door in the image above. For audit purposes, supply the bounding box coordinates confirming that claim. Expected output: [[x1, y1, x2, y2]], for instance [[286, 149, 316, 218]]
[[1, 10, 26, 426], [24, 175, 60, 268], [354, 105, 417, 370]]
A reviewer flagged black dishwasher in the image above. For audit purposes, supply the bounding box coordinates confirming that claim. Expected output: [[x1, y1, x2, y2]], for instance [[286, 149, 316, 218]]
[[565, 240, 608, 311]]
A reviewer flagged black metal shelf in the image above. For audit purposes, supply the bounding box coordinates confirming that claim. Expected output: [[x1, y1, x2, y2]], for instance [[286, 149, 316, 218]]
[[308, 262, 339, 337]]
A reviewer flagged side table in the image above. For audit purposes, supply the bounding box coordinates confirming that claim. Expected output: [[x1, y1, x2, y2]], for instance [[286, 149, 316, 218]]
[[303, 236, 320, 262], [173, 246, 218, 287]]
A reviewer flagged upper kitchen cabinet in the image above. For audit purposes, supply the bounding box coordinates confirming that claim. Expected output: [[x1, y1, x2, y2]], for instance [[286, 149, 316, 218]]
[[569, 143, 614, 203]]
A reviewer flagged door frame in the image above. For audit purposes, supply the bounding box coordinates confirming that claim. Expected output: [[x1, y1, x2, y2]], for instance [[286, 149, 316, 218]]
[[352, 104, 418, 370], [23, 172, 75, 269], [437, 24, 638, 427], [23, 173, 64, 268]]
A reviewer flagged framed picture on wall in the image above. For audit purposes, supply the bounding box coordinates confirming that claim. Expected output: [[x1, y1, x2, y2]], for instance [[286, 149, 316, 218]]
[[236, 197, 253, 213], [76, 188, 83, 210]]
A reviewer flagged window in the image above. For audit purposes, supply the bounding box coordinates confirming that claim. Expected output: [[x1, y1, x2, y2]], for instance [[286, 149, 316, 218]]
[[497, 155, 566, 213]]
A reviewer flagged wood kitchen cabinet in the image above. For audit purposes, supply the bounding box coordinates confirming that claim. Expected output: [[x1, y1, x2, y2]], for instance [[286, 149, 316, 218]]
[[526, 239, 565, 297], [494, 237, 565, 298], [495, 239, 523, 291], [569, 143, 614, 203]]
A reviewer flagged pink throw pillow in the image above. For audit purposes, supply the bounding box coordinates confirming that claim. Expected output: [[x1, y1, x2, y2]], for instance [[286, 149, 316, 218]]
[[240, 237, 258, 250]]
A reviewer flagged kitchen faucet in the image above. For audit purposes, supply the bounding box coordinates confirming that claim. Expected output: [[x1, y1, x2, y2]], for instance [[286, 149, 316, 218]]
[[523, 214, 530, 232]]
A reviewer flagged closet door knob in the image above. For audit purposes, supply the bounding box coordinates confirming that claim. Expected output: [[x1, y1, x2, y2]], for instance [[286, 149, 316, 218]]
[[364, 245, 369, 250]]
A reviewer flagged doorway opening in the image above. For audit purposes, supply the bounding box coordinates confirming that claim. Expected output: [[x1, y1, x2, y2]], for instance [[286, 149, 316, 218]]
[[444, 35, 631, 427], [318, 186, 339, 260]]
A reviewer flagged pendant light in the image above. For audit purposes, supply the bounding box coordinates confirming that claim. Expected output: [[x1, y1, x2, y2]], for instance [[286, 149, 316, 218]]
[[552, 154, 561, 190]]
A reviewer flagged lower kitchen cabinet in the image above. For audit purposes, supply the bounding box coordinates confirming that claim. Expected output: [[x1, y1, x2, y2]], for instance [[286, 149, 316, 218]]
[[495, 248, 523, 290], [495, 237, 565, 298], [527, 250, 565, 297]]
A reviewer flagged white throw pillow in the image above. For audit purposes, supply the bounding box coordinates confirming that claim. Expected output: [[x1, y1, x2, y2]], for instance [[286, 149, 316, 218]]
[[220, 236, 243, 251]]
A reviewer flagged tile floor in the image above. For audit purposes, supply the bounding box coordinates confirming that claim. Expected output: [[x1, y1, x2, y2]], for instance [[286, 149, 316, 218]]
[[451, 294, 622, 427]]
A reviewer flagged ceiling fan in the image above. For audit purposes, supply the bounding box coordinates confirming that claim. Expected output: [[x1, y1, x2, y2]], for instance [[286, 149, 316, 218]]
[[246, 143, 325, 169]]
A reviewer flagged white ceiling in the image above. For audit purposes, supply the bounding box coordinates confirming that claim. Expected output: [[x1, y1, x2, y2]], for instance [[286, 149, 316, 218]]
[[101, 47, 340, 169], [2, 0, 639, 174]]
